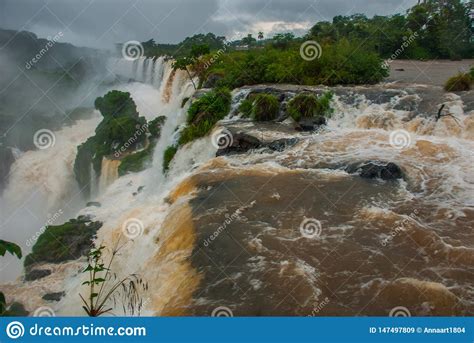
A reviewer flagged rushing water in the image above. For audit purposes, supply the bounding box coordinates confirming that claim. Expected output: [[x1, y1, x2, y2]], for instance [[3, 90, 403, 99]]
[[0, 62, 473, 316]]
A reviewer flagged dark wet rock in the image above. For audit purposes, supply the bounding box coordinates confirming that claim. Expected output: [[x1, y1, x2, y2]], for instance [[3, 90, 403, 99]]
[[0, 145, 14, 190], [216, 132, 263, 156], [202, 73, 223, 88], [2, 302, 29, 316], [295, 116, 327, 131], [346, 161, 403, 180], [267, 138, 298, 152], [86, 201, 101, 207], [24, 269, 51, 281], [42, 291, 65, 302]]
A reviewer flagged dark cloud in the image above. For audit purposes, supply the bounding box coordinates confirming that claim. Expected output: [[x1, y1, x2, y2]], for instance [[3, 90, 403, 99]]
[[1, 0, 418, 48]]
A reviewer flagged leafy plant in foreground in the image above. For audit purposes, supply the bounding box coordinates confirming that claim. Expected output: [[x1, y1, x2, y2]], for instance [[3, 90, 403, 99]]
[[0, 239, 22, 315], [80, 242, 147, 317]]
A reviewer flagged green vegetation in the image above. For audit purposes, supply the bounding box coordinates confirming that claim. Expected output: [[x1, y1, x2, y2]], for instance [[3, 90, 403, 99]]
[[80, 244, 147, 317], [0, 239, 22, 316], [74, 91, 147, 197], [308, 1, 472, 60], [251, 94, 280, 121], [163, 146, 178, 172], [203, 39, 387, 89], [24, 217, 102, 268], [118, 143, 155, 176], [444, 73, 472, 91], [178, 88, 232, 145], [238, 99, 253, 117], [287, 92, 333, 121]]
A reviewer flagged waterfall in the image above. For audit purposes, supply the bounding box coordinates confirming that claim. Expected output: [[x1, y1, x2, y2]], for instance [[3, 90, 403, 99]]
[[108, 56, 169, 89], [98, 158, 121, 194]]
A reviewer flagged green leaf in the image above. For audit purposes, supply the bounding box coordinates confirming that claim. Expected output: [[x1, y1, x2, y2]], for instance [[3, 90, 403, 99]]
[[0, 240, 22, 259]]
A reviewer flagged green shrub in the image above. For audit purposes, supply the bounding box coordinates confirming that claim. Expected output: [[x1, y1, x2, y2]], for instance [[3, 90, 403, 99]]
[[238, 99, 253, 117], [287, 91, 333, 121], [178, 88, 231, 145], [444, 73, 472, 92], [251, 94, 279, 121], [163, 145, 178, 172], [469, 67, 474, 80]]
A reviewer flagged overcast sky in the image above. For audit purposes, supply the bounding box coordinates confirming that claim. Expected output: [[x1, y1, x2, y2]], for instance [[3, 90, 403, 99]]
[[0, 0, 418, 48]]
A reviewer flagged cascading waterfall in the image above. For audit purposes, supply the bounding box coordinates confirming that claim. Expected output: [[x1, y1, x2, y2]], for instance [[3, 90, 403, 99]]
[[1, 68, 473, 316]]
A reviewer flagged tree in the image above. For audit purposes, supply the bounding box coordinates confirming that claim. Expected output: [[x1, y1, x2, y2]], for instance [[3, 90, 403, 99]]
[[258, 31, 264, 40], [241, 33, 257, 46], [272, 33, 295, 49]]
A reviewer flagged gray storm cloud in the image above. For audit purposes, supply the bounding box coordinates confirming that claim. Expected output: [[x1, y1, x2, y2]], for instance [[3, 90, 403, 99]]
[[1, 0, 417, 47]]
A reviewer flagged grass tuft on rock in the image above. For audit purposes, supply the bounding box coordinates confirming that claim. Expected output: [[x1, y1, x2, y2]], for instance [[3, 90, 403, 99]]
[[251, 94, 279, 121], [444, 73, 472, 92], [287, 91, 333, 121]]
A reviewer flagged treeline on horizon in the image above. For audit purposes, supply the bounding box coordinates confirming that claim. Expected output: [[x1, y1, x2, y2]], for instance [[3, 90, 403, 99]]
[[139, 0, 473, 60], [127, 0, 473, 88]]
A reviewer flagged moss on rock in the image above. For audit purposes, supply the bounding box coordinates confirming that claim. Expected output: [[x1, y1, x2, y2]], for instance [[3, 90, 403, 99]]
[[24, 217, 102, 269]]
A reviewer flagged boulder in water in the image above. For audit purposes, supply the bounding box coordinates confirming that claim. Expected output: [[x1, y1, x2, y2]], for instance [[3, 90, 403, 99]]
[[346, 161, 403, 180], [295, 116, 327, 131], [216, 132, 262, 156], [267, 138, 298, 152], [24, 268, 51, 281], [42, 291, 65, 302]]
